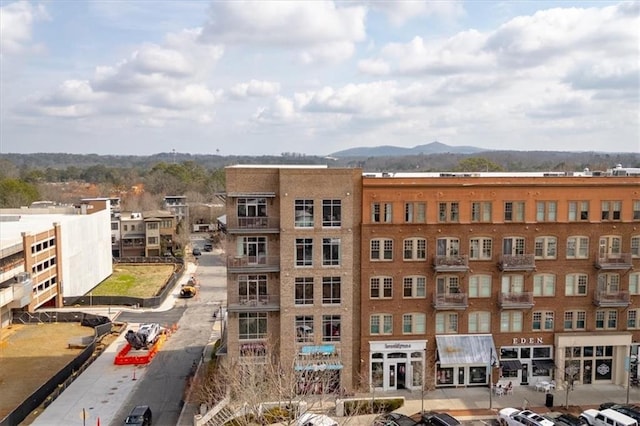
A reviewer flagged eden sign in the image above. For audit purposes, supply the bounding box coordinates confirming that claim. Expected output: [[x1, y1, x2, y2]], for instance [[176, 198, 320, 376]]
[[512, 337, 544, 345]]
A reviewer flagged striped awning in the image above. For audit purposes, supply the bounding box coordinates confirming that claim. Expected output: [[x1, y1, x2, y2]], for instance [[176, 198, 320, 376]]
[[501, 360, 523, 371], [436, 334, 497, 366]]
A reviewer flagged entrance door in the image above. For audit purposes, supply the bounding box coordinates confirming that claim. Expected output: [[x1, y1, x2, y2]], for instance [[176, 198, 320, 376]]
[[583, 360, 592, 384], [521, 363, 529, 385], [397, 363, 406, 389], [458, 367, 465, 385], [389, 364, 396, 388]]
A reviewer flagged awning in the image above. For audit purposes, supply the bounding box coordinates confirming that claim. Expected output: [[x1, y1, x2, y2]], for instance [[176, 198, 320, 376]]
[[533, 359, 556, 370], [436, 334, 497, 366], [501, 360, 523, 371]]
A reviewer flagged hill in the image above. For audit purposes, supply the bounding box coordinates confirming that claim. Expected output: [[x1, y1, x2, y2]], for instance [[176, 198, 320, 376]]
[[330, 141, 485, 157]]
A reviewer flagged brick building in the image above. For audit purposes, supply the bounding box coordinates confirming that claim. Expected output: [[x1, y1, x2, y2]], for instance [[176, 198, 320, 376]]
[[224, 165, 362, 393], [224, 165, 640, 395]]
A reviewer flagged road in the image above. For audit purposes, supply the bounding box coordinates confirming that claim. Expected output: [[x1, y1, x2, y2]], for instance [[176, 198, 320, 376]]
[[110, 235, 227, 426]]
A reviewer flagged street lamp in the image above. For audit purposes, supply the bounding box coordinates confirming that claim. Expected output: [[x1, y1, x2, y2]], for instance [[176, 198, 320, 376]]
[[421, 347, 427, 414]]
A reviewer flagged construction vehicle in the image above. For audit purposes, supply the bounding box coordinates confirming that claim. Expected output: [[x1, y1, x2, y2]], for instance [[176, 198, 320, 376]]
[[179, 276, 197, 298], [125, 323, 161, 350]]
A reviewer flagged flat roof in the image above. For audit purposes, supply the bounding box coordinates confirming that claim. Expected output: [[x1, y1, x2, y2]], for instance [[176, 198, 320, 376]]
[[0, 213, 77, 249], [226, 165, 328, 169]]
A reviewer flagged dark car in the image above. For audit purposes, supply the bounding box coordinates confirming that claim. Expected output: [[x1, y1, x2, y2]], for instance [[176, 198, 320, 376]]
[[420, 411, 461, 426], [544, 412, 586, 426], [374, 413, 419, 426], [124, 405, 152, 425], [203, 243, 213, 252], [192, 247, 201, 256]]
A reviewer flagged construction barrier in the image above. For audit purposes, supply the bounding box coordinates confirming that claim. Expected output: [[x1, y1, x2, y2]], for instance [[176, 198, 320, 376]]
[[114, 332, 167, 365]]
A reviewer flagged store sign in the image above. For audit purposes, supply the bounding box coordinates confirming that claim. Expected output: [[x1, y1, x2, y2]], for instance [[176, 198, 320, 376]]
[[511, 337, 544, 345]]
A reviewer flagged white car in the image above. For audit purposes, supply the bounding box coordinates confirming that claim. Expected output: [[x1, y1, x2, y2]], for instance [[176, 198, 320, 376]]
[[296, 413, 338, 426], [137, 323, 161, 345], [498, 408, 555, 426]]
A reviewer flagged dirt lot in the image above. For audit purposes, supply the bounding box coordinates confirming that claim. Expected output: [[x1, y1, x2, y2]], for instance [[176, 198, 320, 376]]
[[0, 322, 97, 420]]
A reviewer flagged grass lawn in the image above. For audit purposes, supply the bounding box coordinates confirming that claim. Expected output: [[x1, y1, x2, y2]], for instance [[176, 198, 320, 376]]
[[91, 264, 176, 297]]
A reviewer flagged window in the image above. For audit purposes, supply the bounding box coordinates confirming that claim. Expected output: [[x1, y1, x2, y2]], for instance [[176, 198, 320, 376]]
[[403, 313, 426, 334], [533, 274, 555, 296], [147, 236, 158, 245], [295, 277, 314, 305], [436, 237, 460, 257], [295, 200, 314, 227], [370, 276, 393, 299], [322, 277, 341, 304], [532, 311, 554, 331], [296, 316, 314, 342], [504, 201, 525, 222], [403, 238, 426, 260], [595, 310, 617, 330], [597, 273, 620, 293], [403, 276, 426, 298], [565, 274, 588, 296], [322, 238, 340, 266], [536, 201, 557, 222], [405, 202, 426, 223], [469, 275, 492, 297], [634, 200, 640, 221], [631, 236, 640, 258], [501, 275, 524, 294], [568, 201, 589, 221], [372, 202, 392, 223], [471, 201, 492, 222], [630, 273, 640, 295], [238, 198, 267, 217], [500, 311, 523, 332], [370, 314, 393, 335], [436, 275, 460, 295], [147, 222, 159, 230], [503, 237, 525, 255], [435, 312, 458, 334], [564, 311, 586, 330], [322, 199, 341, 227], [238, 274, 268, 301], [601, 200, 622, 221], [295, 238, 313, 266], [111, 223, 119, 231], [239, 312, 267, 339], [599, 236, 622, 258], [628, 309, 639, 329], [438, 202, 459, 222], [322, 315, 341, 341], [534, 236, 557, 259], [371, 238, 393, 261], [469, 237, 492, 260], [468, 311, 491, 333], [238, 236, 267, 264], [566, 236, 589, 259]]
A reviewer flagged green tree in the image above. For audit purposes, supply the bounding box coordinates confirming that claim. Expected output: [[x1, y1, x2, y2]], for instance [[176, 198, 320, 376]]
[[0, 178, 40, 208], [454, 157, 504, 172]]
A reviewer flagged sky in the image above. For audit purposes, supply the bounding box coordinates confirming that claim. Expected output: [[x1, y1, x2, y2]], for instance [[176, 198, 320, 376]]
[[1, 1, 639, 156]]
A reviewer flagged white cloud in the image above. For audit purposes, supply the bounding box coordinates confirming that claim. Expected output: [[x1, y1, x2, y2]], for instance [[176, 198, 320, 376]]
[[357, 58, 390, 76], [369, 0, 464, 26], [0, 1, 48, 54], [229, 80, 281, 99], [253, 96, 296, 123]]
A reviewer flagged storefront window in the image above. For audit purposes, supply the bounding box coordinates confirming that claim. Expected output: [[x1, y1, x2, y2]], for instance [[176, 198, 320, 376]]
[[469, 366, 487, 384], [372, 361, 384, 387], [520, 347, 531, 358], [411, 360, 423, 386], [500, 348, 518, 359], [583, 346, 593, 357], [595, 359, 612, 380], [437, 367, 454, 385], [533, 347, 551, 358]]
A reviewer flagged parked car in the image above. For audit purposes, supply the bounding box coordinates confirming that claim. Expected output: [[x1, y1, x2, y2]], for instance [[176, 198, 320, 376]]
[[124, 405, 152, 425], [580, 409, 638, 426], [600, 405, 640, 423], [545, 412, 586, 426], [203, 243, 213, 252], [498, 408, 555, 426], [420, 411, 461, 426], [374, 413, 419, 426], [296, 413, 338, 426], [192, 247, 202, 256]]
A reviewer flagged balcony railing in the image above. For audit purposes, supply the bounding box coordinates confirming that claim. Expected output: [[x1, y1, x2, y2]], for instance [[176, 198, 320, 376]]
[[594, 290, 630, 307], [499, 292, 535, 309], [226, 255, 280, 273], [595, 253, 633, 270], [499, 254, 536, 271], [227, 294, 280, 312], [433, 255, 469, 272], [433, 292, 468, 310], [227, 217, 280, 233]]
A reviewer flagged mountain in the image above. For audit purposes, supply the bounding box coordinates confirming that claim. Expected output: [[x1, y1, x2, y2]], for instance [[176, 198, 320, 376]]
[[330, 141, 486, 157]]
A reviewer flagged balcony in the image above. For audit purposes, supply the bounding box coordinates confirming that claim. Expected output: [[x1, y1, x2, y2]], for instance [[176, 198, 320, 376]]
[[433, 255, 469, 272], [433, 292, 468, 310], [595, 253, 633, 270], [594, 290, 630, 307], [499, 292, 535, 309], [227, 255, 280, 273], [499, 254, 536, 271], [227, 294, 280, 312], [0, 273, 32, 309], [227, 217, 280, 234]]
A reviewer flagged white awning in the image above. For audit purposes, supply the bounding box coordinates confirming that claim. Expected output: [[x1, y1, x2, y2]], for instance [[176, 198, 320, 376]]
[[436, 334, 497, 366]]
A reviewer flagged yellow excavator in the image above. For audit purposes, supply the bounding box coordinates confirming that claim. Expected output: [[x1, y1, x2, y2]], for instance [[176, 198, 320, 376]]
[[180, 276, 197, 298]]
